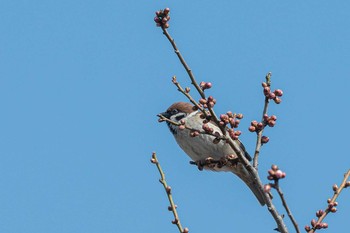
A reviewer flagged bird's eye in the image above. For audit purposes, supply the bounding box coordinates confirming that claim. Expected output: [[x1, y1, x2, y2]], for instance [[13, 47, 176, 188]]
[[171, 109, 178, 115]]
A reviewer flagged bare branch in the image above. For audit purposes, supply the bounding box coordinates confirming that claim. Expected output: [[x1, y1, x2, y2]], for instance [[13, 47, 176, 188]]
[[272, 180, 300, 233], [253, 72, 271, 168], [151, 152, 189, 233]]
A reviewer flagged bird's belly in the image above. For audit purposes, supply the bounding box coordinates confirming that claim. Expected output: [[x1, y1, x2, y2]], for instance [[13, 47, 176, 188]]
[[174, 130, 234, 162]]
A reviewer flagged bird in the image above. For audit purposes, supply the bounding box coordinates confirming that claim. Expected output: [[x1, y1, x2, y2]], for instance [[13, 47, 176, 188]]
[[160, 102, 266, 205]]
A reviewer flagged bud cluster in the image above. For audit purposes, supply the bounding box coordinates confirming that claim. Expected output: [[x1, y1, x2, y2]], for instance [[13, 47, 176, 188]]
[[262, 82, 283, 104], [305, 219, 329, 232], [267, 165, 286, 180], [327, 199, 338, 213], [199, 95, 216, 108], [263, 114, 277, 127], [154, 8, 171, 28], [219, 111, 243, 128], [199, 81, 212, 90], [228, 128, 241, 140]]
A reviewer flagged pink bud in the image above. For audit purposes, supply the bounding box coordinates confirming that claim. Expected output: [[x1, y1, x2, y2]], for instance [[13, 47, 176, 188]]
[[251, 120, 258, 126], [332, 184, 338, 191], [268, 92, 276, 99], [268, 120, 276, 127], [261, 136, 269, 144], [236, 113, 243, 119], [248, 126, 256, 132], [164, 23, 170, 28], [179, 125, 185, 130], [199, 98, 207, 104], [205, 82, 212, 89], [274, 97, 282, 104], [275, 170, 283, 178], [321, 223, 328, 229], [164, 8, 170, 14], [270, 115, 277, 121], [274, 89, 283, 97], [262, 82, 268, 87], [304, 225, 311, 231], [183, 228, 189, 233], [207, 96, 214, 102], [271, 165, 278, 171], [311, 219, 316, 227], [162, 17, 168, 23], [263, 114, 269, 121], [268, 169, 275, 176], [263, 87, 270, 95], [220, 114, 228, 121], [264, 184, 271, 192], [257, 122, 264, 129], [199, 81, 206, 88], [234, 130, 241, 136], [154, 17, 160, 23]]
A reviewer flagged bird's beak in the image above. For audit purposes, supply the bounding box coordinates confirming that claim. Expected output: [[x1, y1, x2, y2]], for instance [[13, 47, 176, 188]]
[[157, 111, 170, 119]]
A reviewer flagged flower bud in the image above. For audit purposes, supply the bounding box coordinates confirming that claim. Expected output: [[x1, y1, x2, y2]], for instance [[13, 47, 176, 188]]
[[271, 164, 278, 171], [248, 126, 256, 132], [199, 98, 207, 104], [320, 223, 328, 229], [311, 219, 316, 227], [264, 184, 271, 192], [262, 82, 268, 87], [185, 87, 190, 93], [270, 115, 277, 121], [274, 97, 282, 104], [268, 120, 276, 127], [332, 184, 338, 192], [205, 82, 212, 89], [179, 125, 185, 130], [316, 210, 324, 217], [251, 120, 258, 126], [236, 113, 243, 119], [274, 89, 283, 97], [269, 92, 276, 99], [304, 225, 311, 231], [183, 228, 189, 233], [345, 181, 350, 188], [263, 114, 269, 121], [166, 186, 172, 194], [150, 158, 157, 164], [164, 7, 170, 15], [261, 136, 269, 144]]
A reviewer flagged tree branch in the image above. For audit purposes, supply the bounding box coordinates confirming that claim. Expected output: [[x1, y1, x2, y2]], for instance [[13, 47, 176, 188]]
[[151, 152, 189, 233]]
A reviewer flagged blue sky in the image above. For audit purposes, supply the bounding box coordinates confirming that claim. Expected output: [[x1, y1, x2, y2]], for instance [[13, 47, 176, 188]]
[[0, 1, 349, 233]]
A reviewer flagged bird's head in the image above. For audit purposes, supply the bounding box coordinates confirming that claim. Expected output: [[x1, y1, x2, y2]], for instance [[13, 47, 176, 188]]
[[160, 102, 195, 134]]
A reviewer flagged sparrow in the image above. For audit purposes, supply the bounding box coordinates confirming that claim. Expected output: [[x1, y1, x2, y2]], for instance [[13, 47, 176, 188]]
[[160, 102, 266, 205]]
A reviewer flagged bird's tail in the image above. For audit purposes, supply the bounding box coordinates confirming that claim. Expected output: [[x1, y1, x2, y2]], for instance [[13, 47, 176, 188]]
[[232, 164, 266, 206]]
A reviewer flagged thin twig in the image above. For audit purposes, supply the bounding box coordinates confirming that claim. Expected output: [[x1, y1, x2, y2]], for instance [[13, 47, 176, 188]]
[[162, 27, 205, 99], [272, 180, 300, 233], [151, 152, 187, 233], [253, 72, 271, 169], [308, 169, 350, 233], [162, 28, 224, 133]]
